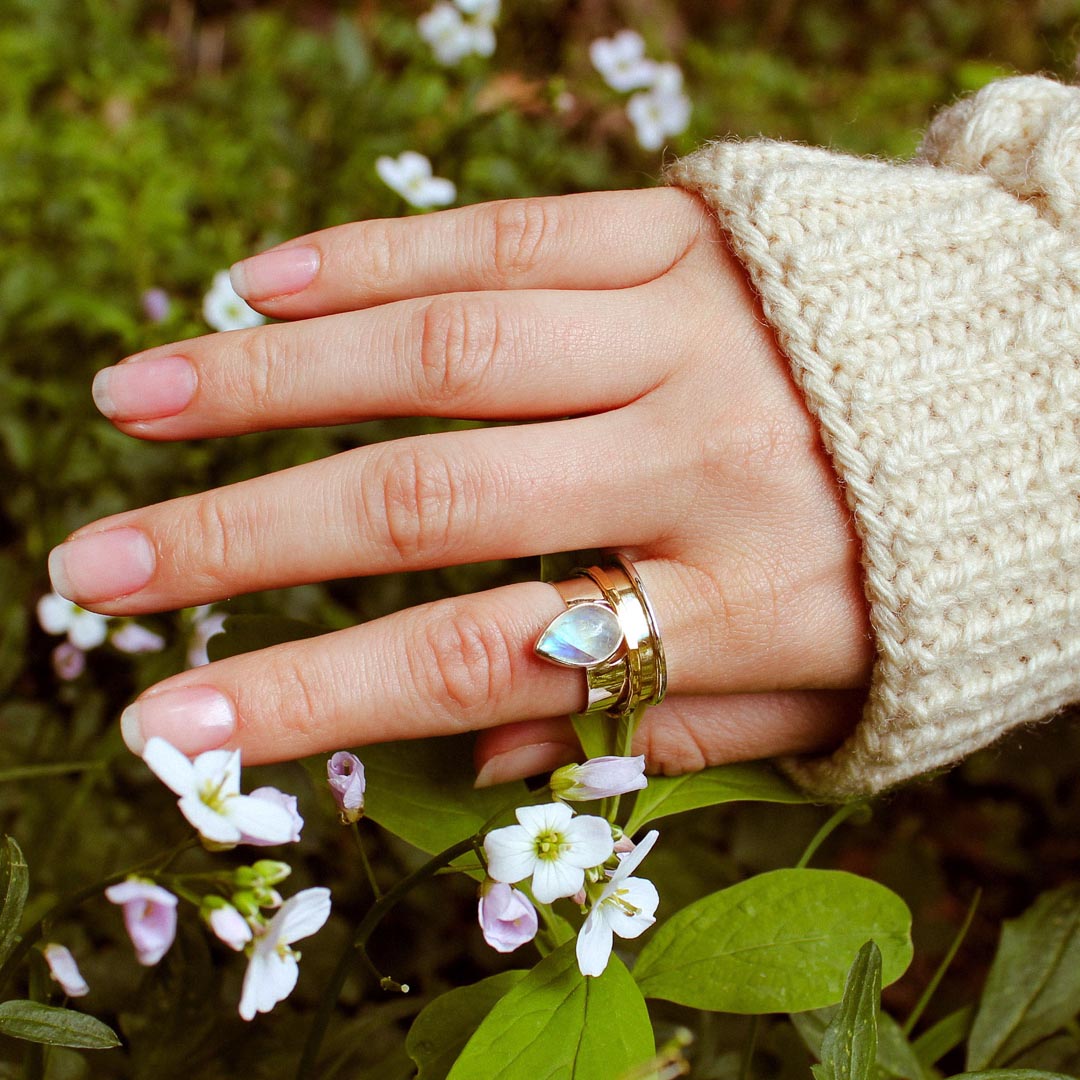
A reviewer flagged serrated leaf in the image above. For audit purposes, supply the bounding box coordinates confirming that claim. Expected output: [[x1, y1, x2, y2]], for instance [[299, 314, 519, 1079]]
[[0, 1001, 120, 1049], [622, 763, 807, 834], [205, 614, 325, 663], [446, 942, 654, 1080], [634, 869, 912, 1014], [0, 836, 29, 968], [967, 885, 1080, 1070], [816, 941, 881, 1080], [363, 735, 529, 854], [407, 971, 527, 1080]]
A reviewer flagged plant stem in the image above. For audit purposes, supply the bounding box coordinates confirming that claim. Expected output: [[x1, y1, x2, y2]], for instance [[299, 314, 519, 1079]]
[[350, 824, 382, 899], [795, 803, 864, 869], [738, 1015, 760, 1080], [295, 834, 479, 1080]]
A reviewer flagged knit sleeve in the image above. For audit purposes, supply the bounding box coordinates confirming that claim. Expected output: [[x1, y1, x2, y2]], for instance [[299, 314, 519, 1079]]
[[666, 75, 1080, 798]]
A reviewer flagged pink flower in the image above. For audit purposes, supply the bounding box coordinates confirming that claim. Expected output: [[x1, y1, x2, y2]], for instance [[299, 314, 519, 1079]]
[[105, 879, 178, 966], [43, 944, 89, 997], [478, 883, 537, 953], [140, 288, 171, 323], [111, 622, 166, 654], [550, 756, 647, 802], [51, 642, 85, 681], [241, 788, 304, 846], [205, 903, 253, 951], [326, 752, 366, 823]]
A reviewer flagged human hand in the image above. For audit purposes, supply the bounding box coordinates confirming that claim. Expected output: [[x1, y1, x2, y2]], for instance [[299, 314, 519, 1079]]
[[50, 188, 872, 783]]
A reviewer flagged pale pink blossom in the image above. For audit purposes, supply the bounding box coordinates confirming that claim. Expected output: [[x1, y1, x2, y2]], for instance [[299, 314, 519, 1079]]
[[241, 788, 304, 846], [478, 882, 537, 953], [206, 903, 253, 951], [111, 622, 166, 654], [550, 755, 647, 802], [187, 606, 226, 668], [43, 944, 89, 997], [105, 879, 178, 966], [327, 752, 366, 823], [51, 642, 85, 681], [140, 288, 171, 323]]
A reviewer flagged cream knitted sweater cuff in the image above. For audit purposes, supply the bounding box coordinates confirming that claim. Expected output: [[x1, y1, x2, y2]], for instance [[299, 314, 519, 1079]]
[[668, 75, 1080, 798]]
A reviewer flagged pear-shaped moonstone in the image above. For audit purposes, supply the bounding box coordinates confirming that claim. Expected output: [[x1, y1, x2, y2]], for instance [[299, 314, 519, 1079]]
[[535, 603, 622, 667]]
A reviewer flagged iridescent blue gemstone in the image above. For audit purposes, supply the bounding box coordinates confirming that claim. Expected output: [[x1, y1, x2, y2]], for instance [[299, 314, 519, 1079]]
[[535, 603, 622, 667]]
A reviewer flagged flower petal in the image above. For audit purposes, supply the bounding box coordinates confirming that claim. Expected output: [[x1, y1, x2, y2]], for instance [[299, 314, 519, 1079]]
[[225, 792, 297, 846], [43, 944, 89, 997], [68, 612, 109, 650], [36, 593, 73, 635], [611, 830, 659, 884], [514, 801, 572, 835], [191, 748, 241, 796], [530, 857, 583, 905], [575, 909, 615, 977], [254, 950, 299, 1016], [604, 878, 659, 940], [142, 737, 196, 797], [178, 794, 241, 844], [483, 825, 538, 884], [273, 887, 332, 945], [561, 814, 615, 869]]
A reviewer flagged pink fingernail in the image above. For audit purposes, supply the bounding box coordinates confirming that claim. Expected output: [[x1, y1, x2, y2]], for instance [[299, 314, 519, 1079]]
[[93, 356, 197, 421], [229, 245, 320, 301], [120, 686, 236, 756], [474, 741, 580, 788], [48, 528, 155, 603]]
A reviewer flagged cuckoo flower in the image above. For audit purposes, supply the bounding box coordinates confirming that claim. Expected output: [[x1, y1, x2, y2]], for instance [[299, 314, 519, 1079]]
[[111, 622, 166, 654], [238, 887, 332, 1021], [484, 803, 613, 904], [142, 737, 296, 847], [478, 882, 538, 953], [203, 899, 254, 952], [550, 755, 647, 802], [105, 879, 178, 966], [51, 642, 85, 681], [627, 63, 690, 151], [327, 751, 366, 823], [576, 830, 660, 977], [37, 592, 110, 650], [43, 944, 89, 997], [589, 30, 657, 92], [242, 788, 304, 846], [187, 605, 226, 668], [376, 152, 456, 210], [203, 270, 265, 332]]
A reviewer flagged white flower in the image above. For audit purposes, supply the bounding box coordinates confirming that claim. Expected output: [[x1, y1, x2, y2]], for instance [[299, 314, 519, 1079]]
[[37, 592, 110, 650], [43, 944, 89, 997], [455, 0, 499, 18], [187, 606, 226, 668], [142, 737, 297, 847], [376, 152, 456, 210], [484, 803, 613, 905], [627, 65, 691, 151], [419, 0, 498, 65], [203, 270, 266, 333], [550, 755, 648, 802], [111, 622, 166, 654], [589, 30, 657, 92], [576, 830, 660, 977], [238, 887, 331, 1021]]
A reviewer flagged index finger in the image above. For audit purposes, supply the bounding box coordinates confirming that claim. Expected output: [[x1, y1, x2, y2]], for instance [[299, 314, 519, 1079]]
[[228, 188, 707, 319]]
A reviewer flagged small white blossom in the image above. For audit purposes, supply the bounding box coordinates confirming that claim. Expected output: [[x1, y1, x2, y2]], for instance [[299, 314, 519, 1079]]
[[238, 887, 332, 1021], [142, 737, 297, 848], [419, 0, 499, 65], [376, 152, 456, 210], [187, 605, 226, 668], [484, 803, 613, 905], [43, 944, 89, 997], [111, 622, 166, 654], [627, 64, 691, 151], [37, 592, 110, 650], [589, 30, 657, 92], [576, 830, 660, 977], [203, 270, 266, 333]]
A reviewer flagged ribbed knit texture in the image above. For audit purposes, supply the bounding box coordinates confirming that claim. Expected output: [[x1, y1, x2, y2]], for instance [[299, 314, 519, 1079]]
[[668, 75, 1080, 797]]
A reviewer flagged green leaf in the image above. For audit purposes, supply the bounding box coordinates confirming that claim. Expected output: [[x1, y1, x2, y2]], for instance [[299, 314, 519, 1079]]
[[914, 1006, 973, 1069], [446, 942, 654, 1080], [205, 614, 326, 662], [623, 762, 808, 834], [634, 869, 912, 1013], [967, 885, 1080, 1070], [363, 735, 530, 855], [407, 971, 528, 1080], [794, 1008, 923, 1079], [0, 836, 29, 969], [815, 941, 881, 1080], [0, 1001, 120, 1049], [949, 1072, 1076, 1079]]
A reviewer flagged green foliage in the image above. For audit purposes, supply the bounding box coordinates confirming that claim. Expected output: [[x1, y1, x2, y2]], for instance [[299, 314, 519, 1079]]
[[446, 942, 653, 1080], [812, 941, 882, 1080], [0, 1001, 120, 1049], [634, 869, 912, 1013], [0, 838, 29, 970]]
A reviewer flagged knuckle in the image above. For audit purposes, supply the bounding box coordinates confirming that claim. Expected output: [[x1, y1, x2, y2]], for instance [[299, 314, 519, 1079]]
[[420, 605, 516, 722], [234, 330, 280, 417], [415, 295, 503, 406], [177, 496, 250, 591], [636, 710, 710, 776], [489, 198, 557, 283], [368, 443, 472, 565], [343, 219, 399, 296]]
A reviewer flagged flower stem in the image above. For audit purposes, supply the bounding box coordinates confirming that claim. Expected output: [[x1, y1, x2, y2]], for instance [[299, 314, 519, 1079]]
[[737, 1015, 760, 1080], [350, 823, 381, 900], [794, 802, 864, 869], [602, 703, 645, 823], [295, 834, 479, 1079]]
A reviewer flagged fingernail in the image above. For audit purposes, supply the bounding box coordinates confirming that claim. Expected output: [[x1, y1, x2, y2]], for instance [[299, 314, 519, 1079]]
[[229, 245, 320, 301], [48, 528, 155, 603], [120, 686, 236, 757], [93, 356, 197, 421], [474, 742, 579, 788]]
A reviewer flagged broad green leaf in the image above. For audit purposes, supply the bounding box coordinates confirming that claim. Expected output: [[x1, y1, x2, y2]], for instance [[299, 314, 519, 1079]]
[[949, 1072, 1076, 1079], [623, 763, 807, 834], [363, 736, 529, 855], [0, 836, 29, 968], [967, 885, 1080, 1070], [815, 941, 881, 1080], [634, 869, 912, 1013], [0, 1001, 120, 1049], [407, 971, 527, 1080], [205, 614, 326, 662], [914, 1006, 973, 1068], [447, 942, 654, 1080]]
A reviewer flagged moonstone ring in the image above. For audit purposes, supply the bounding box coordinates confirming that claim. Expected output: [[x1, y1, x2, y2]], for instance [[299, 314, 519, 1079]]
[[534, 554, 666, 718]]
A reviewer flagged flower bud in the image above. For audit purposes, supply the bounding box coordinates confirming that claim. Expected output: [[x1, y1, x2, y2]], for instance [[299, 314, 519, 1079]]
[[201, 900, 253, 952], [549, 756, 647, 802], [43, 944, 89, 997], [232, 889, 261, 919], [478, 881, 538, 954], [327, 751, 366, 823], [251, 860, 292, 886]]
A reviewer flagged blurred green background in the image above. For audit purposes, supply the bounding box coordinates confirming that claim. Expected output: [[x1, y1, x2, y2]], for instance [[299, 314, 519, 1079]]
[[3, 1, 1080, 1076]]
